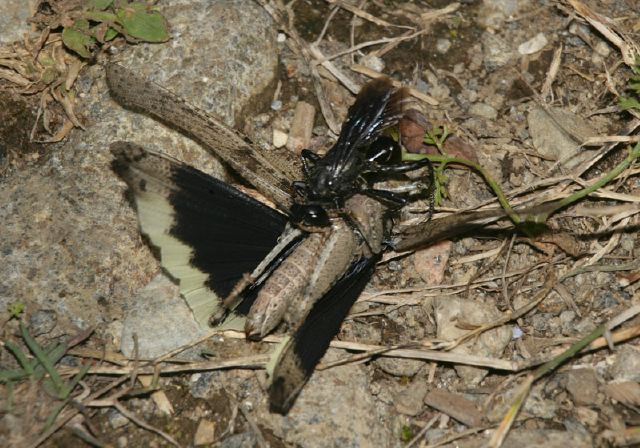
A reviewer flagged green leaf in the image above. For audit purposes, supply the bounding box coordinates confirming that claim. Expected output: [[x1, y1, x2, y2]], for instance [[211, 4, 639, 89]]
[[620, 97, 640, 111], [104, 27, 119, 41], [116, 4, 169, 42], [4, 341, 33, 374], [32, 343, 67, 380], [74, 18, 91, 31], [62, 27, 95, 58], [44, 401, 68, 431], [20, 323, 65, 394], [90, 0, 114, 10], [0, 369, 30, 382], [85, 11, 118, 23]]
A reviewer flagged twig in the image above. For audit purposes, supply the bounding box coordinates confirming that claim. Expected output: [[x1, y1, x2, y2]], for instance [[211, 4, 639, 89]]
[[238, 404, 269, 448], [114, 401, 181, 447], [326, 0, 413, 29]]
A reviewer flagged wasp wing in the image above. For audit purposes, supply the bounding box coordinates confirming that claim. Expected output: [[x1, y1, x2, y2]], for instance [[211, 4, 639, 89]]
[[106, 64, 302, 213], [321, 77, 408, 179], [111, 141, 288, 328], [267, 255, 379, 415]]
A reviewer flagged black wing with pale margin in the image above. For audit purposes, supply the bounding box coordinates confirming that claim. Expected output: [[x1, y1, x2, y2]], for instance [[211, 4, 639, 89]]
[[268, 255, 379, 415], [111, 142, 288, 327]]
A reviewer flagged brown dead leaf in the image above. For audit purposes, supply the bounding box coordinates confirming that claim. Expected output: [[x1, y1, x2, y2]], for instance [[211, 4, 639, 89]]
[[616, 270, 640, 287], [443, 135, 479, 163], [534, 231, 584, 257], [400, 109, 430, 153], [424, 388, 483, 427], [37, 117, 74, 143]]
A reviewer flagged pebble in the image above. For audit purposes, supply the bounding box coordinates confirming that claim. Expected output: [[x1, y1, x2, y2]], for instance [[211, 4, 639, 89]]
[[594, 40, 611, 57], [575, 406, 599, 427], [107, 409, 129, 429], [218, 432, 257, 448], [394, 382, 428, 416], [360, 54, 385, 73], [512, 325, 523, 339], [270, 99, 283, 111], [573, 317, 596, 335], [559, 310, 576, 335], [564, 368, 599, 406], [518, 33, 548, 55], [468, 103, 498, 120], [194, 419, 216, 446], [528, 106, 596, 166], [189, 372, 218, 399], [436, 38, 451, 54], [412, 240, 452, 286], [610, 345, 640, 382], [434, 297, 511, 384], [272, 128, 288, 147], [481, 32, 513, 71], [375, 357, 424, 378], [592, 293, 618, 310]]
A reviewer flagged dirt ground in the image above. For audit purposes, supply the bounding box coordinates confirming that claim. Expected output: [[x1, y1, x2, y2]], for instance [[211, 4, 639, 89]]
[[1, 0, 640, 447]]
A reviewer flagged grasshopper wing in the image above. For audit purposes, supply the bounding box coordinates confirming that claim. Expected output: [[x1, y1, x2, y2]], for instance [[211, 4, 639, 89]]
[[267, 255, 379, 414], [111, 141, 288, 328]]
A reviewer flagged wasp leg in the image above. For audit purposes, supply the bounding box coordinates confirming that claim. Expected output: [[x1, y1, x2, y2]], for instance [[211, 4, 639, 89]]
[[300, 149, 320, 177]]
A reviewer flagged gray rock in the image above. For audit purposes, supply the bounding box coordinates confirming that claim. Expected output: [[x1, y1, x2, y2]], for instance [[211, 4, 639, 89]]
[[120, 274, 208, 359], [434, 296, 511, 384], [610, 345, 640, 382], [28, 309, 57, 336], [270, 362, 393, 448], [564, 368, 599, 406], [0, 0, 30, 44], [189, 372, 220, 399], [219, 432, 257, 448], [107, 409, 129, 429], [501, 429, 592, 448], [394, 381, 428, 416], [574, 317, 596, 335], [0, 0, 278, 336], [528, 106, 597, 167], [375, 357, 424, 378], [481, 32, 513, 71]]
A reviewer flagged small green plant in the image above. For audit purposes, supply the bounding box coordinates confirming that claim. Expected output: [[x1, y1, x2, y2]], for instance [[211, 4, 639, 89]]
[[7, 302, 25, 319], [400, 424, 414, 443], [60, 0, 170, 58], [422, 124, 451, 206], [620, 63, 640, 111], [1, 322, 90, 427]]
